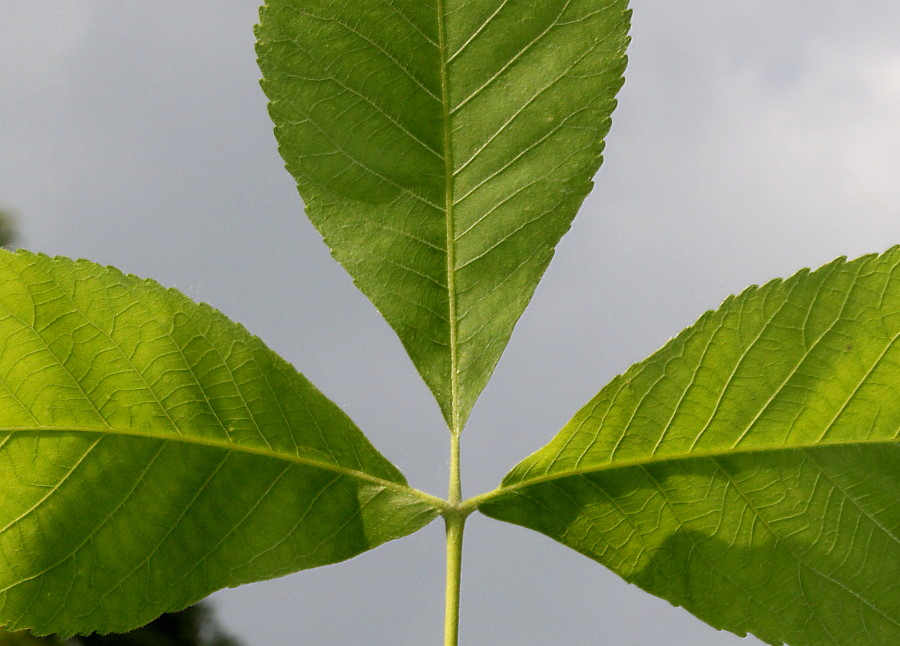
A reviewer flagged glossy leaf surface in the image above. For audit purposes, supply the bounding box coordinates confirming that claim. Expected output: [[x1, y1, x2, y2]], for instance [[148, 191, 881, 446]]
[[481, 248, 900, 646], [0, 252, 439, 636], [257, 0, 631, 427]]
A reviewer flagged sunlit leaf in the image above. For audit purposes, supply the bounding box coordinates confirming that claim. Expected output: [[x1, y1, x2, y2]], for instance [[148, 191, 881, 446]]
[[481, 247, 900, 646], [0, 252, 439, 636]]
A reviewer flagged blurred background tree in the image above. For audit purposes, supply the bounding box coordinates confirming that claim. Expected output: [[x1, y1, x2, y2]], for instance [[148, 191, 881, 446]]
[[0, 603, 242, 646], [0, 207, 15, 249]]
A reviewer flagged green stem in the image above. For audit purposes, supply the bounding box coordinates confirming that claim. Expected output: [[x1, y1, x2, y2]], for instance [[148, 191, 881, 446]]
[[443, 430, 464, 645], [448, 430, 462, 506], [443, 509, 465, 646]]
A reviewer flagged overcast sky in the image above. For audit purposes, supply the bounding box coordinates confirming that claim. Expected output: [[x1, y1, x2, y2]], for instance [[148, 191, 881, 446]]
[[1, 2, 898, 644]]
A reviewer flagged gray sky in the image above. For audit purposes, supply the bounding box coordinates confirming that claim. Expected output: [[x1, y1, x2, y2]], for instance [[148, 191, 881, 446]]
[[1, 1, 898, 644]]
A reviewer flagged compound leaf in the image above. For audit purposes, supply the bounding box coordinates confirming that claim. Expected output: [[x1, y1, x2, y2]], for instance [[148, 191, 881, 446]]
[[0, 251, 439, 637], [257, 0, 631, 428], [480, 247, 900, 646]]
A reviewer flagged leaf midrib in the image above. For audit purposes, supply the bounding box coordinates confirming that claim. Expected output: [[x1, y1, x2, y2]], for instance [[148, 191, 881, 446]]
[[436, 0, 460, 433], [467, 436, 899, 511], [0, 425, 448, 511]]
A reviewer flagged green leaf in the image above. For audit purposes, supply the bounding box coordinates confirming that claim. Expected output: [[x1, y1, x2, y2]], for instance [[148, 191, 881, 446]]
[[0, 251, 440, 637], [256, 0, 631, 428], [479, 248, 900, 646]]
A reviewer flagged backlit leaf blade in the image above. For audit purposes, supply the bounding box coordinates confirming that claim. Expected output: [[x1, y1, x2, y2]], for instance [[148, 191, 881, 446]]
[[480, 247, 900, 646], [0, 251, 440, 637], [256, 0, 631, 427]]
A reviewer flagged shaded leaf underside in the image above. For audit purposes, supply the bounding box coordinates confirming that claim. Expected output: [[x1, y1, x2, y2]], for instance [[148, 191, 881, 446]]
[[257, 0, 631, 426], [0, 252, 439, 636], [481, 248, 900, 646]]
